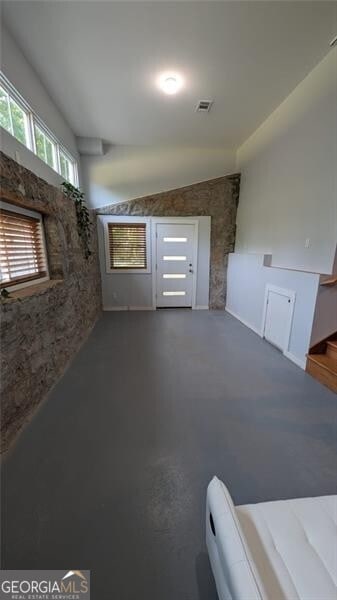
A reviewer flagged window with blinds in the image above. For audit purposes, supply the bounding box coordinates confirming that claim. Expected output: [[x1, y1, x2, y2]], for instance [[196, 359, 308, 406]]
[[108, 222, 147, 269], [0, 208, 48, 287]]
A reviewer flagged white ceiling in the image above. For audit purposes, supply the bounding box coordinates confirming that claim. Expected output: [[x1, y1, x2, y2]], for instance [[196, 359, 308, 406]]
[[2, 1, 337, 205], [3, 1, 336, 147]]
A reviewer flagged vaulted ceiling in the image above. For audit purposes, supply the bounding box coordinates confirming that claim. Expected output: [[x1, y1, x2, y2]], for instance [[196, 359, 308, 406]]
[[2, 1, 336, 204]]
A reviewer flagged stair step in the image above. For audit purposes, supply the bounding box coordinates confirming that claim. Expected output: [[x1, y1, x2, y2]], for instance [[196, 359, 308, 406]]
[[327, 340, 337, 360], [307, 353, 337, 373], [306, 354, 337, 393]]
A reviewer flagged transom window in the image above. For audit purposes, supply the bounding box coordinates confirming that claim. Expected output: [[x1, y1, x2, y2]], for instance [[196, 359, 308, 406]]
[[0, 87, 29, 147], [60, 150, 76, 184], [0, 205, 48, 289], [34, 124, 57, 170], [0, 74, 77, 185]]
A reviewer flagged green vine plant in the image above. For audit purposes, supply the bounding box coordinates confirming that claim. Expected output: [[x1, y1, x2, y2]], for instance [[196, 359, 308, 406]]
[[61, 182, 92, 259]]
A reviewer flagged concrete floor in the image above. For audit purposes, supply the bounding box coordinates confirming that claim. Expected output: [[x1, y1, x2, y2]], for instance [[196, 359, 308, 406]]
[[2, 311, 337, 599]]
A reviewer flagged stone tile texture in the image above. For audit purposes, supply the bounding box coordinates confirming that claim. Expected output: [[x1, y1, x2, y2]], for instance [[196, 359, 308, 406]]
[[0, 152, 102, 451], [97, 174, 240, 309]]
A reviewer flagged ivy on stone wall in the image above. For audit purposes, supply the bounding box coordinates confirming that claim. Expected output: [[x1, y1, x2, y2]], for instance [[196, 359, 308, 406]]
[[61, 182, 92, 259]]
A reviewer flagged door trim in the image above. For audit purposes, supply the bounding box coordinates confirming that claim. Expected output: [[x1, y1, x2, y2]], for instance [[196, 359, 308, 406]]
[[151, 217, 199, 310], [261, 284, 296, 352]]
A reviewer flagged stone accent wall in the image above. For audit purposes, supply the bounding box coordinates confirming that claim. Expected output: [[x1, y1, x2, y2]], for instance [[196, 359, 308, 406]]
[[98, 174, 240, 309], [0, 152, 102, 451]]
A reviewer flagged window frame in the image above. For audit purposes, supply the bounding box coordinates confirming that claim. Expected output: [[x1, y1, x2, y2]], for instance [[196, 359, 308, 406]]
[[9, 95, 31, 148], [59, 147, 77, 185], [0, 83, 32, 150], [101, 216, 152, 274], [34, 119, 58, 172], [0, 73, 78, 186], [0, 200, 49, 292]]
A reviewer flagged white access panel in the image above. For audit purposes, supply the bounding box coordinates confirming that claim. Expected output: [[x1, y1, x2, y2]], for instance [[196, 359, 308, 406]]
[[156, 223, 195, 307], [263, 286, 295, 351]]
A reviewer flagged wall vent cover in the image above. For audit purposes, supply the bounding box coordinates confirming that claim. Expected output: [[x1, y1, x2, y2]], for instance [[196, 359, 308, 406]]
[[196, 100, 213, 113]]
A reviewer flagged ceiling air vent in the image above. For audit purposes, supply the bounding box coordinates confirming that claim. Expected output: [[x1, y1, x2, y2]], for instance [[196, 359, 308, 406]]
[[196, 100, 213, 113]]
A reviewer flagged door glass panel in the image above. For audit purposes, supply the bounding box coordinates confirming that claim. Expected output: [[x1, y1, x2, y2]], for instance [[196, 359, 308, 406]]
[[163, 291, 186, 296], [163, 256, 186, 261], [163, 274, 186, 279], [163, 237, 187, 242]]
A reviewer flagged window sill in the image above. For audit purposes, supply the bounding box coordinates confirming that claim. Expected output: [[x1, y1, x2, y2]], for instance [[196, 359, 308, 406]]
[[1, 279, 64, 303]]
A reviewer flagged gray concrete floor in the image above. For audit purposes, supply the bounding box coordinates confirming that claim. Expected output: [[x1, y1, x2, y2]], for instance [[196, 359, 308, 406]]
[[2, 311, 337, 599]]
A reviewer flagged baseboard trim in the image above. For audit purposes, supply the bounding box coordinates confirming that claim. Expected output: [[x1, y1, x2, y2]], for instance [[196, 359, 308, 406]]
[[225, 308, 306, 370], [194, 305, 209, 310], [225, 307, 262, 337], [103, 305, 154, 311], [283, 351, 306, 370]]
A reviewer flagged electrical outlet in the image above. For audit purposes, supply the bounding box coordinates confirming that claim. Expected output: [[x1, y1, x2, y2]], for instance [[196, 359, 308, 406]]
[[305, 238, 310, 248]]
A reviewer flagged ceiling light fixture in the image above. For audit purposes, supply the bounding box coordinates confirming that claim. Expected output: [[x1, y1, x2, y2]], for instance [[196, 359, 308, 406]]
[[157, 72, 183, 95]]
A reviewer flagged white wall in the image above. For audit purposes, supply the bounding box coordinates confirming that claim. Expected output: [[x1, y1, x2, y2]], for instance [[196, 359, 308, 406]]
[[227, 50, 337, 367], [97, 215, 211, 310], [226, 253, 320, 367], [310, 281, 337, 346], [310, 243, 337, 345], [81, 145, 236, 209], [0, 25, 79, 185], [0, 128, 65, 187], [236, 48, 337, 275]]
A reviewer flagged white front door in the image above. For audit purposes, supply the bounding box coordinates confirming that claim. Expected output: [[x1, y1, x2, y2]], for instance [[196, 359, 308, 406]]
[[156, 223, 195, 307]]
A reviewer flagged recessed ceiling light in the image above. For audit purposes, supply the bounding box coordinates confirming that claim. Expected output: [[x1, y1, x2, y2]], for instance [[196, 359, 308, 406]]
[[157, 72, 183, 95]]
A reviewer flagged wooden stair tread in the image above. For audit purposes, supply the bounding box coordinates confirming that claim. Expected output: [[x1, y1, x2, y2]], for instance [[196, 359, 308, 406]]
[[307, 331, 337, 393], [307, 353, 337, 375], [320, 277, 337, 286]]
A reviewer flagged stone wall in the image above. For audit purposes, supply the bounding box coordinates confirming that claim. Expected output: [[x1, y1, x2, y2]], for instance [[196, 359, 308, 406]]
[[98, 174, 240, 309], [0, 152, 102, 451]]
